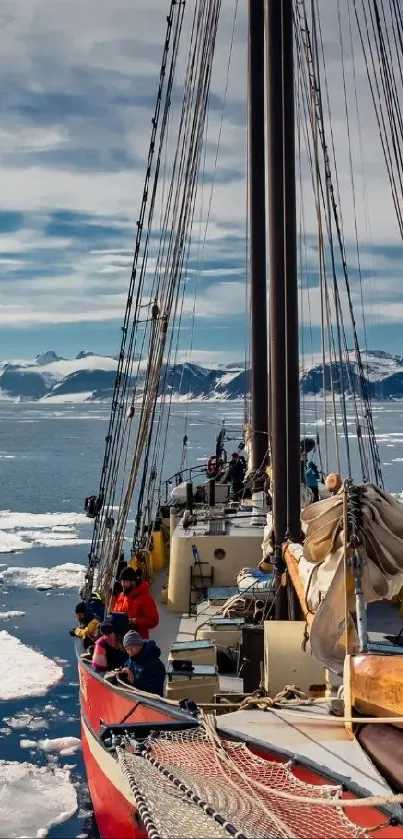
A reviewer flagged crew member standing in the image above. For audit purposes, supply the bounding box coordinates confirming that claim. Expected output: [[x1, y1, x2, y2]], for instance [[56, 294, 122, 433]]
[[111, 567, 159, 639]]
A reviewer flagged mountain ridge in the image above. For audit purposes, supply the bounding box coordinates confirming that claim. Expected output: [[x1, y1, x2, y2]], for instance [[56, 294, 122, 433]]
[[0, 349, 402, 403]]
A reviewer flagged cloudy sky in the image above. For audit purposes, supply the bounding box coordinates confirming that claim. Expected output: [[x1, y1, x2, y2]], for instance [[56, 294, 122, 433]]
[[0, 0, 402, 364]]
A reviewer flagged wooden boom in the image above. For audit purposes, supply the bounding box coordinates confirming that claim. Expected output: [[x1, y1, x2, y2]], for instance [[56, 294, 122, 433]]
[[283, 545, 314, 626]]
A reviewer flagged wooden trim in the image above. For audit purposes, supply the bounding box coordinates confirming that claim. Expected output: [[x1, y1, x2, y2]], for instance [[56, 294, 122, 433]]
[[350, 653, 403, 727]]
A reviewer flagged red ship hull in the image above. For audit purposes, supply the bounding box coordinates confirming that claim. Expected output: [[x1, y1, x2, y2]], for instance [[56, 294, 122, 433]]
[[78, 651, 403, 839], [78, 651, 190, 839], [82, 720, 145, 839]]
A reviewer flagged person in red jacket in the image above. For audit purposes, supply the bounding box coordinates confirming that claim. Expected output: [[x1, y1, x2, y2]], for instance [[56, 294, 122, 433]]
[[111, 566, 159, 639]]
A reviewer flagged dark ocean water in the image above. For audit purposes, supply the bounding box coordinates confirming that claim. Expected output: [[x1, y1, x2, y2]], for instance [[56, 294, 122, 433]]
[[0, 400, 245, 839], [0, 399, 403, 837]]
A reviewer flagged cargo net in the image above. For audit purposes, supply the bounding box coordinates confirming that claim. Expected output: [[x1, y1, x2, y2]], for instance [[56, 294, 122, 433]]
[[120, 724, 374, 839]]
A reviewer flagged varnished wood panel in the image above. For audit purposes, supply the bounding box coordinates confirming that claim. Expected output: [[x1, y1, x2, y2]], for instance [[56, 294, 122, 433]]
[[351, 653, 403, 725]]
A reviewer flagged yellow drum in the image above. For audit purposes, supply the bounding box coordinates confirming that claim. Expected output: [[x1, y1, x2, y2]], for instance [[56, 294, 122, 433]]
[[150, 530, 166, 572]]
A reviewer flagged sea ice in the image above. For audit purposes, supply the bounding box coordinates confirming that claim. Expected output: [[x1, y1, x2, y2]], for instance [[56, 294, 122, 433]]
[[0, 610, 25, 620], [0, 631, 63, 700], [14, 529, 90, 548], [0, 530, 29, 553], [2, 562, 86, 589], [0, 511, 88, 530], [0, 510, 90, 554], [4, 713, 49, 731], [20, 738, 37, 749], [21, 736, 81, 755], [0, 760, 77, 838]]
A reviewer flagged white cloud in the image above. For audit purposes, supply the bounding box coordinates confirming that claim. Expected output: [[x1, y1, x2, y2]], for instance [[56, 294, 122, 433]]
[[0, 0, 400, 339]]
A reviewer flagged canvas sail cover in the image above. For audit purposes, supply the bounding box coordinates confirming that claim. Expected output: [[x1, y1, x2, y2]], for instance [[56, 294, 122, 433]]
[[289, 485, 403, 673]]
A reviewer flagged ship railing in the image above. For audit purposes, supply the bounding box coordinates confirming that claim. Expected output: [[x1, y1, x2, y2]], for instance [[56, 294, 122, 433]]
[[159, 465, 208, 503]]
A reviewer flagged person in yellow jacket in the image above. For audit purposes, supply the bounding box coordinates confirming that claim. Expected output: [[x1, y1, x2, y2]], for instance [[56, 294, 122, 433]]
[[69, 602, 100, 649]]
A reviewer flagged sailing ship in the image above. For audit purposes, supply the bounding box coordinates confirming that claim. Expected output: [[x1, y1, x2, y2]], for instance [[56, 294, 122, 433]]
[[75, 1, 403, 837]]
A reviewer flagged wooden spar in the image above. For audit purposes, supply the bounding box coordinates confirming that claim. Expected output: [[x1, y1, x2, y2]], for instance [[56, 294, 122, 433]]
[[283, 546, 314, 626], [248, 0, 268, 485]]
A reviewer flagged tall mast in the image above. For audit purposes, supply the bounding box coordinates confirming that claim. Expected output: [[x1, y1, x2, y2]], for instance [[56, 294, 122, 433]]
[[283, 0, 300, 541], [265, 0, 300, 616], [248, 0, 268, 485]]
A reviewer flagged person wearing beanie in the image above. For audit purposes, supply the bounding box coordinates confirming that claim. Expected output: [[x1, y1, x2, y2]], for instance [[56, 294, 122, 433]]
[[119, 630, 165, 696], [69, 601, 100, 648], [91, 612, 128, 673], [110, 566, 159, 639]]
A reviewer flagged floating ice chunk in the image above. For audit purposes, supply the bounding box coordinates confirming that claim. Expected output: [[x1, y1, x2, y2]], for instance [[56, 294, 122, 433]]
[[23, 736, 81, 755], [0, 511, 88, 530], [14, 529, 90, 548], [0, 511, 90, 554], [2, 562, 86, 590], [0, 530, 29, 553], [0, 631, 63, 700], [20, 738, 37, 749], [0, 760, 77, 838], [4, 714, 49, 731], [0, 610, 25, 620]]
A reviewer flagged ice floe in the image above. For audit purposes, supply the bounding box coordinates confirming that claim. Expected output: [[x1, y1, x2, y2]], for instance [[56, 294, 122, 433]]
[[0, 530, 28, 553], [20, 738, 37, 750], [0, 511, 88, 530], [0, 610, 25, 620], [20, 736, 81, 756], [2, 562, 86, 590], [0, 631, 63, 700], [0, 510, 90, 554], [4, 713, 49, 731], [0, 760, 77, 838]]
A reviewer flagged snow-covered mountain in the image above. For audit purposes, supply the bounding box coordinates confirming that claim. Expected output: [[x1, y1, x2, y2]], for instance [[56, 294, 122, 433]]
[[0, 349, 403, 403], [0, 351, 247, 403], [300, 350, 403, 399]]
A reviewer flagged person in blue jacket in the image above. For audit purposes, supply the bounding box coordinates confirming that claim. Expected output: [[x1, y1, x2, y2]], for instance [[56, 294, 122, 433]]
[[305, 458, 320, 502], [119, 630, 166, 696]]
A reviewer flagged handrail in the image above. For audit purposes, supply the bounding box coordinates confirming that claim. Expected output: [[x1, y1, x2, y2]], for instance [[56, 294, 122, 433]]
[[159, 464, 208, 503]]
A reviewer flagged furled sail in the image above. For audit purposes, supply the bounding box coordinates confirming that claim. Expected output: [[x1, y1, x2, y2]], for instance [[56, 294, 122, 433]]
[[289, 486, 403, 673]]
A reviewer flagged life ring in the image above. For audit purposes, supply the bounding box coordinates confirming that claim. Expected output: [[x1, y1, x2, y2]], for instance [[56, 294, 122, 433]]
[[206, 455, 224, 476]]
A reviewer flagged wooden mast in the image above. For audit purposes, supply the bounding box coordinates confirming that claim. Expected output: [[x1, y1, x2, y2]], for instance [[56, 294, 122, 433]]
[[248, 0, 268, 487], [282, 0, 300, 543], [265, 0, 300, 618]]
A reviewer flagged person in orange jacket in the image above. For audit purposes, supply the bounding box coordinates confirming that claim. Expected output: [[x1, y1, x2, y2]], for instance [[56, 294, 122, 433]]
[[111, 566, 159, 640]]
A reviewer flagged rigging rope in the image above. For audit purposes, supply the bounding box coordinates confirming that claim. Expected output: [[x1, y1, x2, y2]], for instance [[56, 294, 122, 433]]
[[90, 0, 224, 596], [140, 0, 241, 538], [294, 0, 384, 489], [85, 1, 185, 595], [353, 0, 403, 237]]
